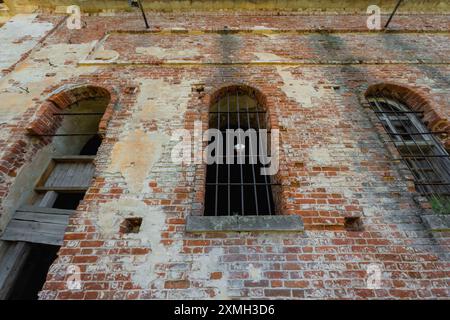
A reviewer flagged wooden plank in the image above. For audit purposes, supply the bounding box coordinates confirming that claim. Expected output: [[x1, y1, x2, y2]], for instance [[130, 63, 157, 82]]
[[14, 212, 69, 225], [78, 162, 95, 187], [43, 161, 94, 189], [18, 205, 75, 216], [1, 228, 64, 246], [35, 159, 55, 189], [5, 220, 66, 235], [40, 191, 58, 208]]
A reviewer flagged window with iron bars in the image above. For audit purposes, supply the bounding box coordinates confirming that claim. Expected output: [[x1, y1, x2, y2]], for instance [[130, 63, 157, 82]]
[[204, 88, 277, 216], [367, 96, 450, 214]]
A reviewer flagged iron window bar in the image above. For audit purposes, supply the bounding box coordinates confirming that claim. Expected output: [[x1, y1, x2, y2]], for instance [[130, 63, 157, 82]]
[[389, 132, 448, 136], [384, 0, 404, 29], [415, 182, 450, 186], [209, 111, 267, 114], [374, 111, 423, 114], [394, 155, 450, 159], [368, 96, 450, 213]]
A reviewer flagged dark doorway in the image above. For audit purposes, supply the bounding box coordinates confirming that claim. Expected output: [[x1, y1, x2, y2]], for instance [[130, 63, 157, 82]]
[[6, 193, 85, 300], [7, 244, 59, 300], [52, 193, 85, 210]]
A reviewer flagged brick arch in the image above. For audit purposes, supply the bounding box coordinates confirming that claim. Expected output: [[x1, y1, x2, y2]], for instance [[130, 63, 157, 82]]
[[27, 84, 116, 137], [206, 83, 281, 131], [208, 83, 268, 111], [365, 82, 450, 149]]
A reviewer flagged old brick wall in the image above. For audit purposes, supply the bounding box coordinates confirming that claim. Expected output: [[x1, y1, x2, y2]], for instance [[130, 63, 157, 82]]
[[0, 12, 449, 299]]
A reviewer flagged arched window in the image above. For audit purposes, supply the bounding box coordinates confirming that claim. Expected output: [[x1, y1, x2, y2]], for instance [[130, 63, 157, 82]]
[[0, 88, 110, 300], [204, 87, 276, 216], [367, 96, 450, 213]]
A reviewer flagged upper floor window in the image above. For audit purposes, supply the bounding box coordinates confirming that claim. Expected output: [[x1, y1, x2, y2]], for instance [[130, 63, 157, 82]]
[[367, 96, 450, 213], [204, 87, 277, 216]]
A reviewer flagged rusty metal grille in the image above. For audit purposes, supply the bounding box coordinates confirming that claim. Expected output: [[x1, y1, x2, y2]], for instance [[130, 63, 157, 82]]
[[204, 89, 277, 216], [368, 96, 450, 214]]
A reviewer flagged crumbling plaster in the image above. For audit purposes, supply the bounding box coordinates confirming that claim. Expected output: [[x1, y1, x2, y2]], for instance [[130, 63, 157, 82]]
[[0, 14, 53, 77], [4, 0, 450, 13]]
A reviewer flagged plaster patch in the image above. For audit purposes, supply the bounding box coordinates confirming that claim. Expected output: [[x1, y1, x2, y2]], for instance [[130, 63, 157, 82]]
[[96, 198, 147, 236], [96, 199, 182, 288], [132, 78, 195, 122], [252, 52, 285, 62], [277, 66, 327, 108], [190, 247, 229, 299], [133, 209, 182, 288], [108, 130, 169, 194], [136, 46, 200, 60], [0, 42, 98, 122], [0, 14, 54, 75], [248, 263, 263, 282], [309, 147, 333, 165]]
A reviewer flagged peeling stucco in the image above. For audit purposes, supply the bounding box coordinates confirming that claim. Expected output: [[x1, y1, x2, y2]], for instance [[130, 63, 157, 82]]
[[0, 41, 98, 122], [132, 77, 195, 122], [277, 66, 328, 108], [252, 52, 285, 62], [108, 130, 169, 194], [95, 199, 183, 289], [0, 14, 54, 77], [309, 146, 333, 165], [136, 46, 200, 61]]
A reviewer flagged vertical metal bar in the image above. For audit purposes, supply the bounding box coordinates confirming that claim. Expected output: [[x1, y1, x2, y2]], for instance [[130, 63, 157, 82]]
[[136, 0, 150, 29], [236, 91, 245, 215], [245, 95, 259, 215], [227, 92, 231, 216], [372, 99, 428, 185], [254, 101, 273, 215], [214, 95, 221, 216], [387, 98, 446, 197], [384, 0, 404, 29]]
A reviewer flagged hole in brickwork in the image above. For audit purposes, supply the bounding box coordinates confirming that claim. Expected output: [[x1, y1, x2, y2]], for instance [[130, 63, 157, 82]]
[[120, 217, 143, 234], [124, 86, 138, 94], [344, 216, 363, 231]]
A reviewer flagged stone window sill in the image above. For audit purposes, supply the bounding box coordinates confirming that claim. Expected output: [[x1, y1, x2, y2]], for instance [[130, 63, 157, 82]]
[[186, 215, 304, 233]]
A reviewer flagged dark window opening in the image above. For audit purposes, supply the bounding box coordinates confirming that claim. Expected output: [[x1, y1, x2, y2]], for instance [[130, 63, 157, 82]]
[[7, 243, 59, 300], [2, 93, 109, 300], [52, 193, 85, 210], [368, 96, 450, 214], [204, 88, 277, 216], [79, 134, 102, 155]]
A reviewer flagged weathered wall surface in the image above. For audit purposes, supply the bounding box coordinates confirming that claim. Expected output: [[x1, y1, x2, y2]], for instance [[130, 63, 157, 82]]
[[0, 11, 449, 299], [3, 0, 450, 13]]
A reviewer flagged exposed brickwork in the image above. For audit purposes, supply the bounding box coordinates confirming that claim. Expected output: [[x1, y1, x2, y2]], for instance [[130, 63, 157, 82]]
[[0, 11, 449, 299]]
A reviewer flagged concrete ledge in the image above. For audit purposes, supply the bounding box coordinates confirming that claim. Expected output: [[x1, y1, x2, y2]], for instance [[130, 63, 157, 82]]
[[186, 215, 304, 232], [422, 214, 450, 232]]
